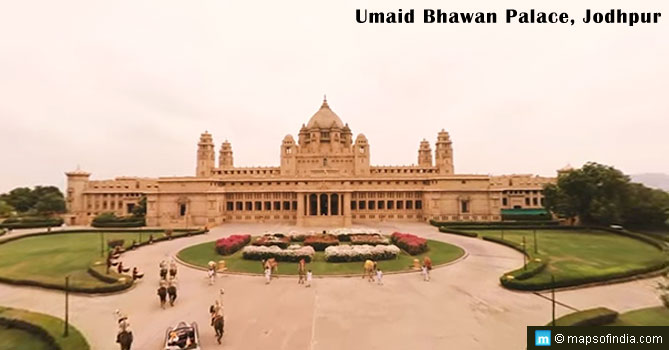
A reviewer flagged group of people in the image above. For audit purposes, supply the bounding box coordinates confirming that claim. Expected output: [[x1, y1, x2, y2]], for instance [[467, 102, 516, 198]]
[[106, 246, 144, 281], [262, 258, 279, 284], [363, 259, 383, 285], [157, 259, 178, 308]]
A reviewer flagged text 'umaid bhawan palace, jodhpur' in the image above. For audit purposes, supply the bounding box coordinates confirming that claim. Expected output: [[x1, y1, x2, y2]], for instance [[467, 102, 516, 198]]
[[65, 98, 558, 227]]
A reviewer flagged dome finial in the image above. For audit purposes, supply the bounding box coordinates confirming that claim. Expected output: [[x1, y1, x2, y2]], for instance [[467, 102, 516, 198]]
[[321, 94, 329, 109]]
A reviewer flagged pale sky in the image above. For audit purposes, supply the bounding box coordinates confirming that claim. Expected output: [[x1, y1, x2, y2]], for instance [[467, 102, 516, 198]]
[[1, 0, 668, 193]]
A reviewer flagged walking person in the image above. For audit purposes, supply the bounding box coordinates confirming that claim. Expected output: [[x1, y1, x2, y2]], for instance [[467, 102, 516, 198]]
[[423, 256, 432, 281], [376, 268, 383, 285], [167, 278, 178, 306], [157, 279, 168, 309], [297, 258, 306, 284], [210, 289, 225, 344], [169, 260, 178, 278], [264, 265, 272, 284], [159, 260, 168, 280], [114, 310, 133, 350], [306, 269, 312, 288], [421, 265, 430, 282], [207, 261, 217, 285]]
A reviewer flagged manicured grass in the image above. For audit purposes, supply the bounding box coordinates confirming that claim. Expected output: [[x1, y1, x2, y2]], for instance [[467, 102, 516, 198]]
[[178, 239, 464, 275], [0, 327, 51, 350], [0, 306, 89, 350], [471, 229, 668, 288], [0, 231, 164, 290], [608, 307, 669, 326]]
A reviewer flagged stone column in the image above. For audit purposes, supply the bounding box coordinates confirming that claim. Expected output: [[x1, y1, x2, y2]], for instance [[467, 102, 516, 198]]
[[296, 192, 305, 226], [343, 192, 352, 226], [328, 193, 332, 216], [317, 193, 321, 216]]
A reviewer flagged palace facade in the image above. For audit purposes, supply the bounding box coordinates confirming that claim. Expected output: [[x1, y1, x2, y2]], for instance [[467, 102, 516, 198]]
[[65, 98, 555, 227]]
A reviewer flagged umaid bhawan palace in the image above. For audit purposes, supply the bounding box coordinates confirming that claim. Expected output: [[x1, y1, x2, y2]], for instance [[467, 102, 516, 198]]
[[65, 98, 556, 227]]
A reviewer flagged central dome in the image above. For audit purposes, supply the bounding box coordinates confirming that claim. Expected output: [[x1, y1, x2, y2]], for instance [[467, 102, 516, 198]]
[[306, 98, 344, 129]]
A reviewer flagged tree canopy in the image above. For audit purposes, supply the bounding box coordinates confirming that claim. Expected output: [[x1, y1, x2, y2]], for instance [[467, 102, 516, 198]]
[[0, 186, 66, 216], [544, 162, 669, 228]]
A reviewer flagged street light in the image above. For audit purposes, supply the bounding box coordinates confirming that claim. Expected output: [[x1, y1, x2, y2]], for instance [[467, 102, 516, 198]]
[[64, 275, 70, 337]]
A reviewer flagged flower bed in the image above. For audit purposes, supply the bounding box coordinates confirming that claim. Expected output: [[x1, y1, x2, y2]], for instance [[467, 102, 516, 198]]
[[215, 234, 251, 255], [303, 234, 339, 251], [252, 234, 291, 249], [242, 245, 315, 262], [329, 228, 381, 242], [349, 234, 389, 245], [391, 232, 428, 255], [324, 244, 400, 262]]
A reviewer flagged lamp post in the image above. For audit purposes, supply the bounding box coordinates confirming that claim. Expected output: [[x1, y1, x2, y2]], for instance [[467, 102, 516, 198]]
[[522, 236, 527, 270], [64, 275, 70, 337], [551, 274, 556, 326]]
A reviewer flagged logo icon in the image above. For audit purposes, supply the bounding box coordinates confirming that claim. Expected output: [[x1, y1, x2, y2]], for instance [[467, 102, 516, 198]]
[[535, 330, 551, 346]]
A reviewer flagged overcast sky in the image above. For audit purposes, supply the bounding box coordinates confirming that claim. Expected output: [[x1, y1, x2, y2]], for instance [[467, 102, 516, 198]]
[[1, 0, 668, 193]]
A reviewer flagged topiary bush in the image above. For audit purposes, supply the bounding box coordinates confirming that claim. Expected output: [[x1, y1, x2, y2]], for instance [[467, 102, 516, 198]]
[[91, 213, 145, 228], [0, 216, 63, 229]]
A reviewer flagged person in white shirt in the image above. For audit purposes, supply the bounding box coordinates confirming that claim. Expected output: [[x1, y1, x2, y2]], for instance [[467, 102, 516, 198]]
[[376, 269, 383, 285], [306, 270, 313, 287]]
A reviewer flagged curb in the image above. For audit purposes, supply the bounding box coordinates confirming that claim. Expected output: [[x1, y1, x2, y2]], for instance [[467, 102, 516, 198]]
[[175, 249, 469, 278]]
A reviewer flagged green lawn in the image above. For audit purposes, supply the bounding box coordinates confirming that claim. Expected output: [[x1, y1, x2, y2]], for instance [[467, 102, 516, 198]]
[[608, 307, 669, 326], [0, 306, 89, 350], [178, 239, 464, 275], [0, 327, 51, 350], [0, 231, 164, 290], [471, 229, 668, 288]]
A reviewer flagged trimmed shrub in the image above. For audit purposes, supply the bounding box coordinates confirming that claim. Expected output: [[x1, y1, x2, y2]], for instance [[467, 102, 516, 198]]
[[303, 234, 339, 251], [242, 245, 315, 262], [91, 213, 145, 228], [391, 232, 428, 255], [253, 235, 291, 249], [0, 216, 63, 229], [215, 234, 251, 255], [430, 219, 559, 227], [438, 226, 478, 237], [0, 306, 90, 350], [324, 244, 400, 262], [548, 307, 619, 326], [349, 234, 389, 245]]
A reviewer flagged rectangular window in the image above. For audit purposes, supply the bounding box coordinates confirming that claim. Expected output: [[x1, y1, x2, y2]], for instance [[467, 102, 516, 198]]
[[502, 198, 508, 206], [525, 198, 530, 206], [387, 200, 394, 210], [368, 201, 375, 210], [461, 201, 469, 213], [377, 200, 384, 210], [406, 200, 413, 209], [415, 200, 422, 210], [245, 201, 252, 211], [255, 201, 262, 211], [179, 204, 187, 216], [359, 201, 366, 210], [283, 201, 291, 210], [226, 202, 234, 211], [533, 198, 538, 206], [236, 202, 243, 211], [397, 200, 403, 210], [351, 201, 357, 210], [264, 201, 271, 211], [274, 201, 281, 210]]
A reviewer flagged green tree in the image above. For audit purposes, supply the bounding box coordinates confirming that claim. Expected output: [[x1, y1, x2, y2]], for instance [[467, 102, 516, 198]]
[[1, 187, 36, 212], [0, 200, 14, 217], [131, 196, 147, 217], [34, 191, 66, 215], [0, 186, 66, 215], [544, 162, 669, 228]]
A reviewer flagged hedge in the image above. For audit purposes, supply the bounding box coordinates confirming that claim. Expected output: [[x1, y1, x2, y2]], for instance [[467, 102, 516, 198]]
[[430, 219, 559, 227], [0, 217, 64, 229], [438, 226, 478, 238], [547, 307, 619, 326], [215, 234, 251, 255], [501, 213, 553, 221], [391, 232, 428, 255], [91, 213, 145, 228], [481, 236, 549, 283], [0, 306, 90, 350], [303, 234, 340, 251]]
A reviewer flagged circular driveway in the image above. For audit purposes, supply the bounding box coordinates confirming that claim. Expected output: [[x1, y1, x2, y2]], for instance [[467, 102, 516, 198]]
[[0, 223, 663, 349]]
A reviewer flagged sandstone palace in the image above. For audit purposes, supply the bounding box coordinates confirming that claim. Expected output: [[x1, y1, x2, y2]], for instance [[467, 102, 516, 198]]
[[65, 98, 556, 227]]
